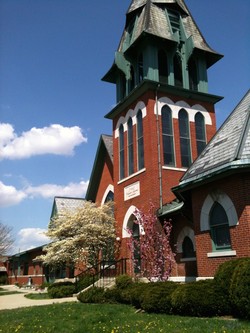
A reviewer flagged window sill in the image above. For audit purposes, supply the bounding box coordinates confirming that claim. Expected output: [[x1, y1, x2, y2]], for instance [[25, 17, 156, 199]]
[[207, 250, 236, 258], [118, 168, 146, 184], [180, 257, 197, 262], [162, 166, 187, 172]]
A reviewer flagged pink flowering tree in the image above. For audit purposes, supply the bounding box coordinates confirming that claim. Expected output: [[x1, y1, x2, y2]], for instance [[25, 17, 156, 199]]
[[127, 204, 175, 281]]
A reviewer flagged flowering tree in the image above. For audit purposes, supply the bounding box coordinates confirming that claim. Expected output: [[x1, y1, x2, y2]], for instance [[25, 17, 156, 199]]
[[38, 201, 116, 269], [127, 204, 175, 281]]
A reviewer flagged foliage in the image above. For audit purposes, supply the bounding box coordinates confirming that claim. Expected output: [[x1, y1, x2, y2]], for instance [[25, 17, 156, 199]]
[[214, 258, 244, 314], [230, 257, 250, 319], [77, 286, 106, 303], [75, 274, 95, 293], [0, 222, 14, 256], [115, 274, 133, 289], [141, 281, 179, 314], [127, 204, 175, 281], [47, 281, 76, 298], [38, 201, 116, 268], [171, 279, 226, 317], [25, 293, 50, 300], [1, 302, 250, 333], [0, 274, 8, 285]]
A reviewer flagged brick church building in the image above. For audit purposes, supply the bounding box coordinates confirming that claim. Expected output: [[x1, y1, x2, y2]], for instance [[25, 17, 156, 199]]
[[86, 0, 250, 280]]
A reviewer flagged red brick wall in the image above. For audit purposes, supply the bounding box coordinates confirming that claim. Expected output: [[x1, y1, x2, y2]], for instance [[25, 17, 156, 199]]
[[192, 173, 250, 277], [95, 153, 113, 205], [111, 88, 217, 277]]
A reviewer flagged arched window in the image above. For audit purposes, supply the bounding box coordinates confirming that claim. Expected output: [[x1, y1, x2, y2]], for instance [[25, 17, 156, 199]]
[[195, 112, 206, 155], [174, 53, 183, 88], [179, 109, 191, 167], [127, 117, 134, 175], [188, 57, 198, 91], [162, 105, 175, 166], [119, 125, 125, 179], [104, 191, 114, 203], [210, 202, 231, 251], [182, 236, 195, 258], [138, 53, 143, 83], [158, 49, 168, 84], [137, 110, 144, 170]]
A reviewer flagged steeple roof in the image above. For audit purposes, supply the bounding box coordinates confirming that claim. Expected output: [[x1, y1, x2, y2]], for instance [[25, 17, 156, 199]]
[[175, 90, 250, 190], [119, 0, 222, 66]]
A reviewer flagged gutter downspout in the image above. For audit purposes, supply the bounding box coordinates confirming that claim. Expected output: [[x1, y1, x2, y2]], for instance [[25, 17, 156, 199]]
[[155, 84, 163, 209]]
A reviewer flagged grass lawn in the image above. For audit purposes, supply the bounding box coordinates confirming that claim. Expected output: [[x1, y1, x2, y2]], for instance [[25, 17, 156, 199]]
[[0, 303, 249, 333]]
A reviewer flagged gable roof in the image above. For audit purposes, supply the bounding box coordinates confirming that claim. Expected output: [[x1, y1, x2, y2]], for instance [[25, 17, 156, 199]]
[[175, 90, 250, 192], [50, 196, 85, 219], [85, 134, 113, 202]]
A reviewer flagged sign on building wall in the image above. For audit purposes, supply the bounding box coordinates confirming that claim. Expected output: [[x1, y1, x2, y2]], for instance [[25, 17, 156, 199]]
[[124, 181, 140, 201]]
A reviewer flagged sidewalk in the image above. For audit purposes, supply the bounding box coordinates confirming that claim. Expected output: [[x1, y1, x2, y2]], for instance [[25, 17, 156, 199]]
[[0, 285, 78, 310]]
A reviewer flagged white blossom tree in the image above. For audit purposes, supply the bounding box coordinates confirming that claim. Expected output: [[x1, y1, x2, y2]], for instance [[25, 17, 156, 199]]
[[39, 201, 116, 269]]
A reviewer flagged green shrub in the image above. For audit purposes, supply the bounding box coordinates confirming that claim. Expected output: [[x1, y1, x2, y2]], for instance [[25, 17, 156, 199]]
[[230, 258, 250, 319], [115, 274, 133, 289], [140, 281, 179, 314], [77, 287, 106, 303], [214, 258, 246, 314], [75, 274, 95, 293], [104, 287, 122, 303], [128, 282, 147, 309], [47, 281, 76, 298], [0, 275, 8, 285], [171, 280, 224, 317]]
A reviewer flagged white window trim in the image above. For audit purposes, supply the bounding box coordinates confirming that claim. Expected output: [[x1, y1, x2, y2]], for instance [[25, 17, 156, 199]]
[[207, 250, 236, 258], [118, 168, 146, 185], [200, 190, 238, 231], [101, 185, 114, 205]]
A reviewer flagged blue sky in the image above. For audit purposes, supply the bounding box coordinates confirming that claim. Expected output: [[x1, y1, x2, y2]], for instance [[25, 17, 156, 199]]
[[0, 0, 249, 253]]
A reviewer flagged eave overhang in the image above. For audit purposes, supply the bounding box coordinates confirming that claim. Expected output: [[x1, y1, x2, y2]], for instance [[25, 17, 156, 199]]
[[173, 161, 250, 200], [105, 79, 223, 120], [157, 200, 184, 217]]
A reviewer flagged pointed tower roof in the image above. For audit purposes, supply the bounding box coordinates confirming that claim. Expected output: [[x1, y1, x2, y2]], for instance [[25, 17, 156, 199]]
[[119, 0, 221, 66], [127, 0, 188, 15], [174, 90, 250, 192]]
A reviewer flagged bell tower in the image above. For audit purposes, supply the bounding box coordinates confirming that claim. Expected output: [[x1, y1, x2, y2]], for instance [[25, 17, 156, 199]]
[[103, 0, 222, 103], [102, 0, 223, 273]]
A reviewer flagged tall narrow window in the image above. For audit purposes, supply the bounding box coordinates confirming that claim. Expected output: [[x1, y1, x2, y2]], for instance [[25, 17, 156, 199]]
[[174, 54, 183, 88], [195, 112, 206, 155], [182, 236, 195, 258], [119, 125, 125, 179], [138, 53, 143, 83], [158, 49, 168, 84], [127, 117, 134, 175], [210, 202, 231, 251], [162, 105, 175, 166], [168, 9, 180, 36], [129, 66, 135, 93], [137, 110, 144, 170], [188, 57, 198, 91], [179, 109, 191, 167]]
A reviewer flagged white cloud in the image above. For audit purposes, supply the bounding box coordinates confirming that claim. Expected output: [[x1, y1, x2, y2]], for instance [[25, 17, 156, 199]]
[[0, 181, 27, 207], [11, 228, 50, 254], [25, 180, 89, 199], [0, 180, 88, 208], [0, 123, 87, 160]]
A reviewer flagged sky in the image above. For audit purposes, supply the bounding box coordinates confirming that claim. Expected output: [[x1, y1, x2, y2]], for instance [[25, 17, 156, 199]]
[[0, 0, 249, 254]]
